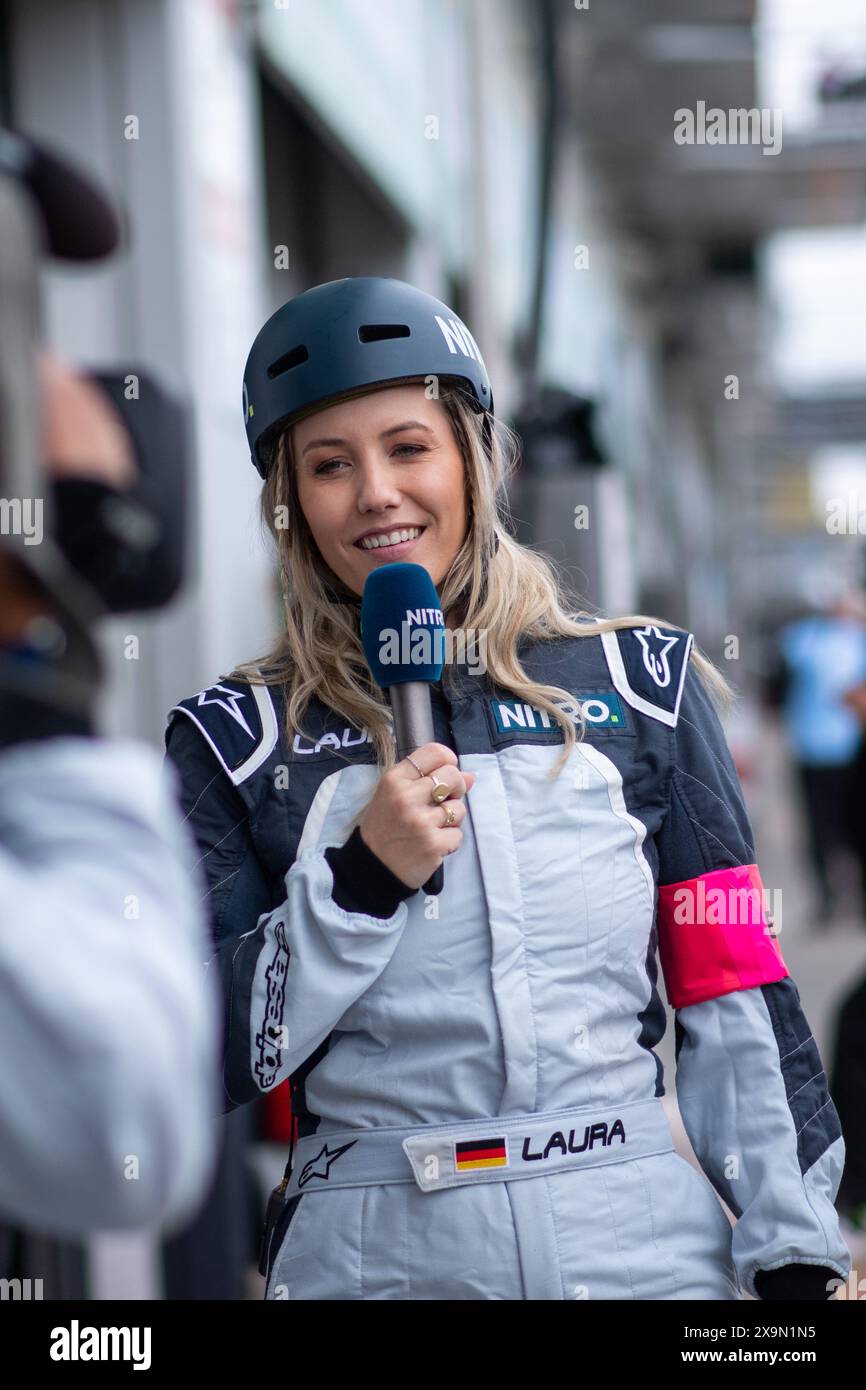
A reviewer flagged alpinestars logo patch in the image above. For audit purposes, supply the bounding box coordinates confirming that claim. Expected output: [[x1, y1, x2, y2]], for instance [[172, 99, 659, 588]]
[[634, 626, 679, 688], [197, 684, 254, 737], [254, 922, 290, 1090], [297, 1140, 358, 1189]]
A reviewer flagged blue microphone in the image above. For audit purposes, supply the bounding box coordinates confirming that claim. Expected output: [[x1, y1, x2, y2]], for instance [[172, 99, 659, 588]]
[[360, 563, 448, 896]]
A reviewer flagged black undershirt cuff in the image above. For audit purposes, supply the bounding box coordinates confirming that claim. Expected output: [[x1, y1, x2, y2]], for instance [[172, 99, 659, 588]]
[[754, 1264, 841, 1300], [325, 825, 418, 918]]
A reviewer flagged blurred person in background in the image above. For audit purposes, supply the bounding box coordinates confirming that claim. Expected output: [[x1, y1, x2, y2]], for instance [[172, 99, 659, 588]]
[[839, 624, 866, 922], [829, 968, 866, 1245], [0, 129, 220, 1275], [165, 276, 849, 1301], [769, 588, 866, 922], [827, 617, 866, 1253]]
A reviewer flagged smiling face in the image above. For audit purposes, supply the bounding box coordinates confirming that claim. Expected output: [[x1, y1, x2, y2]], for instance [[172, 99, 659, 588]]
[[291, 383, 469, 600]]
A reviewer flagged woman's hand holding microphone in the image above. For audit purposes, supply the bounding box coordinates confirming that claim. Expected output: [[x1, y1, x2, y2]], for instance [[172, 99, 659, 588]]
[[357, 743, 476, 891]]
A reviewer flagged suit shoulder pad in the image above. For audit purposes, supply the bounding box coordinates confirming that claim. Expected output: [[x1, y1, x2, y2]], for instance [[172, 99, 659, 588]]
[[599, 624, 694, 727], [166, 675, 279, 785]]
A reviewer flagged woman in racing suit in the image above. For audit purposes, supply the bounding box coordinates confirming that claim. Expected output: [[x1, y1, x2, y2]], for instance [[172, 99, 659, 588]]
[[164, 277, 850, 1301]]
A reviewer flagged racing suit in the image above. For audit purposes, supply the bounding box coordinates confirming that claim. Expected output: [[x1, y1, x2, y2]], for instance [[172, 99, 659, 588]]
[[164, 623, 850, 1300]]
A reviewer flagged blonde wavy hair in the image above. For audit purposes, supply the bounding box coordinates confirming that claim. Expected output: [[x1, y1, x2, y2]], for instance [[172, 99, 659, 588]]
[[230, 378, 732, 793]]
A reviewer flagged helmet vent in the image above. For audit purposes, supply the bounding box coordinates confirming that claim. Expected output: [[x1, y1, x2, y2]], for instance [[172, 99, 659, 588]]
[[358, 323, 410, 344], [267, 345, 309, 379]]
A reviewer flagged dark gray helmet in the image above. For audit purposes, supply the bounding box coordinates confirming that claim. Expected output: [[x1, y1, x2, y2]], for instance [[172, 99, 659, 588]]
[[242, 276, 494, 479]]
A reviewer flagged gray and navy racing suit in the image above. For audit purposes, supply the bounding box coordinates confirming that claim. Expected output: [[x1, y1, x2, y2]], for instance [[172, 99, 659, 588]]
[[164, 623, 851, 1300]]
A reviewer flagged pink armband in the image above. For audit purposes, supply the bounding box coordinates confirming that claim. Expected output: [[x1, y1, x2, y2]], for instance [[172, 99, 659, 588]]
[[657, 863, 788, 1009]]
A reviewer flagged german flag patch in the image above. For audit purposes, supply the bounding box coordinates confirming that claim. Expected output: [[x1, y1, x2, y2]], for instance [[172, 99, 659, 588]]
[[454, 1136, 508, 1173]]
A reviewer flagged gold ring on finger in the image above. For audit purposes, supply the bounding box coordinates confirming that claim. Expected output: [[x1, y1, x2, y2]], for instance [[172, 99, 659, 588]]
[[429, 774, 451, 804], [442, 804, 456, 828]]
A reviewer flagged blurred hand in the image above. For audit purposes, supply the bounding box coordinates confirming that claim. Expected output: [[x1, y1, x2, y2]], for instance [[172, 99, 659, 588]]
[[0, 354, 138, 642], [38, 350, 136, 488], [0, 553, 52, 644]]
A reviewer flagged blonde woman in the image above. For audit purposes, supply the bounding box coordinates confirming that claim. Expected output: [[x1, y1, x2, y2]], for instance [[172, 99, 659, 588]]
[[165, 278, 850, 1301]]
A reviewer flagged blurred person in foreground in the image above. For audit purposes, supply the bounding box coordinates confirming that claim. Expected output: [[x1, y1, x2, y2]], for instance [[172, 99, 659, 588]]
[[0, 129, 220, 1244], [165, 277, 850, 1301], [770, 589, 866, 922]]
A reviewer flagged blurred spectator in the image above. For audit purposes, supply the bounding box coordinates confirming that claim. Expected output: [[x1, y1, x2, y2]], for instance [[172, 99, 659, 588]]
[[839, 656, 866, 925], [830, 969, 866, 1236], [768, 590, 866, 921]]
